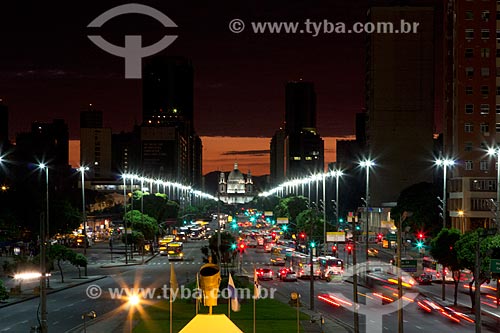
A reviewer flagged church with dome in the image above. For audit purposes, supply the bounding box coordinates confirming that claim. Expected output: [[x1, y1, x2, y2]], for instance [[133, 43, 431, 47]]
[[218, 162, 255, 204]]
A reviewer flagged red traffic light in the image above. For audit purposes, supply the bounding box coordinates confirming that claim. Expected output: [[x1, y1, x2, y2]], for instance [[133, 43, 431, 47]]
[[418, 233, 424, 239], [299, 232, 306, 239], [271, 232, 276, 240], [332, 245, 337, 252], [238, 242, 246, 252], [377, 233, 383, 240]]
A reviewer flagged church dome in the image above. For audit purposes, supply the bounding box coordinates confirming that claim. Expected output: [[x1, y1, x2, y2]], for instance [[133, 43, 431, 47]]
[[227, 162, 246, 194]]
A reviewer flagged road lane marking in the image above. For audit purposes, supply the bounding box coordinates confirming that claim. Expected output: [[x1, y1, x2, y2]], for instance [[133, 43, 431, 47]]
[[52, 321, 59, 325]]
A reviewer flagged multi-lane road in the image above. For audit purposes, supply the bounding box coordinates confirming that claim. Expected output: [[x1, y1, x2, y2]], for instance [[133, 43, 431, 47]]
[[1, 238, 499, 332]]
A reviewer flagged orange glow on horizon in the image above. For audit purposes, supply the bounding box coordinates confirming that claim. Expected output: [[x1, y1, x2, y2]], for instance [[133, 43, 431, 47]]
[[68, 135, 355, 176]]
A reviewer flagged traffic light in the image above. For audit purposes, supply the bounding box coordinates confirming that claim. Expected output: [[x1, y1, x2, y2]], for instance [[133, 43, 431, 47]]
[[271, 232, 276, 240], [281, 225, 288, 232], [377, 233, 383, 242], [417, 232, 424, 239], [355, 224, 361, 231], [332, 244, 337, 256], [347, 244, 353, 254], [339, 218, 344, 223], [416, 241, 424, 249], [238, 242, 246, 253], [310, 241, 316, 248], [231, 243, 237, 251], [299, 232, 306, 240]]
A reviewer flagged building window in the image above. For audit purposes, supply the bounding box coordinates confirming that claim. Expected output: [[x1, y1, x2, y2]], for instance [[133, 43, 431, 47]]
[[465, 48, 473, 58], [482, 11, 490, 22], [480, 122, 490, 133], [481, 86, 489, 95], [481, 104, 490, 114], [482, 29, 490, 39], [497, 67, 500, 77], [496, 122, 500, 132], [480, 142, 488, 150], [480, 160, 489, 171], [466, 104, 474, 114], [481, 67, 490, 77], [482, 48, 490, 57], [465, 122, 474, 132], [466, 11, 474, 20], [497, 87, 500, 95], [465, 141, 473, 152], [466, 86, 473, 95], [465, 160, 473, 170], [466, 67, 474, 77], [497, 104, 500, 113], [466, 29, 475, 39]]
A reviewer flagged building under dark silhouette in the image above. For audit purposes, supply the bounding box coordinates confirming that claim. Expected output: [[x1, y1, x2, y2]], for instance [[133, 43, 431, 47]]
[[270, 81, 324, 183]]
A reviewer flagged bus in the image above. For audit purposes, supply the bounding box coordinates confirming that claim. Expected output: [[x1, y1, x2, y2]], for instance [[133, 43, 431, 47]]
[[166, 242, 184, 260], [317, 256, 344, 279], [290, 252, 322, 279], [422, 256, 453, 282], [269, 246, 294, 266]]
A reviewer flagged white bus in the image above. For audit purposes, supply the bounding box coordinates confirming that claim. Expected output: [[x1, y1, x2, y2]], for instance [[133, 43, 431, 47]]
[[317, 256, 344, 279], [290, 252, 321, 279], [269, 246, 294, 266], [422, 256, 453, 282]]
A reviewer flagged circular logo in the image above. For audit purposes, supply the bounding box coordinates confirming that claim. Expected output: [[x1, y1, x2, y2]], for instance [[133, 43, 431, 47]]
[[229, 19, 245, 33], [86, 284, 102, 299]]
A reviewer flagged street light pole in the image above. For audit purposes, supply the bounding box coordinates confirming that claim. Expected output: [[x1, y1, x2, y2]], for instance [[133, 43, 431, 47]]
[[122, 175, 129, 265], [322, 172, 327, 255], [489, 148, 500, 234], [360, 160, 374, 263], [78, 166, 89, 276], [38, 163, 49, 333], [435, 158, 454, 229]]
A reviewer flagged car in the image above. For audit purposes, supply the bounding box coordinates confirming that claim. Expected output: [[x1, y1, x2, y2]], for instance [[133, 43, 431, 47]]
[[367, 248, 379, 257], [416, 273, 432, 285], [247, 238, 258, 248], [277, 267, 290, 279], [282, 271, 297, 282], [256, 268, 273, 280]]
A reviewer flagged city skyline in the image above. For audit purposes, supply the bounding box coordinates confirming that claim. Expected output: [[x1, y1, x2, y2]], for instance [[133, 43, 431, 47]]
[[0, 1, 369, 144]]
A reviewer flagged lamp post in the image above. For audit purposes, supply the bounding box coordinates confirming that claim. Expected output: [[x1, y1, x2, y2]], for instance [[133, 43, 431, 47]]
[[435, 158, 455, 229], [78, 166, 89, 277], [360, 160, 374, 263], [122, 174, 129, 265], [332, 170, 343, 229], [38, 162, 49, 333], [487, 148, 500, 234], [322, 172, 327, 255]]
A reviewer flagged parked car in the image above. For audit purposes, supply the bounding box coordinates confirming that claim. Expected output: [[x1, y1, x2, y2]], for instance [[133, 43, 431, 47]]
[[256, 268, 273, 280]]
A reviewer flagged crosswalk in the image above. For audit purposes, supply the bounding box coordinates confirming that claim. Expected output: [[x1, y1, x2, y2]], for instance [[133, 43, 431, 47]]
[[148, 261, 269, 266]]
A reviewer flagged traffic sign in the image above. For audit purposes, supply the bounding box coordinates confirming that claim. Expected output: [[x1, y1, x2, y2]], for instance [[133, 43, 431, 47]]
[[400, 259, 417, 273], [327, 232, 346, 242], [490, 259, 500, 274], [386, 233, 397, 241]]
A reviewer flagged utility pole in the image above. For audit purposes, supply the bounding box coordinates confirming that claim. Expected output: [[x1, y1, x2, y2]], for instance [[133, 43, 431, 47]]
[[40, 212, 48, 333], [397, 213, 407, 333], [474, 230, 482, 333], [352, 232, 359, 333]]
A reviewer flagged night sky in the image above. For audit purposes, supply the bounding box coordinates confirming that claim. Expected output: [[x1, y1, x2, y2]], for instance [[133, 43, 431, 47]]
[[0, 0, 368, 139]]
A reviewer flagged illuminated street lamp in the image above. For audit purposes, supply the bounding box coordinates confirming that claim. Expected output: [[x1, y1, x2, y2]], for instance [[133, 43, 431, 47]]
[[435, 158, 455, 229], [38, 162, 49, 333], [78, 166, 90, 257], [127, 294, 141, 333], [359, 159, 374, 263], [487, 148, 500, 234]]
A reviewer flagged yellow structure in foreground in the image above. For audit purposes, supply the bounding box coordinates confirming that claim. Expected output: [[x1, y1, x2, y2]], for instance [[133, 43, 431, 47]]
[[179, 314, 243, 333]]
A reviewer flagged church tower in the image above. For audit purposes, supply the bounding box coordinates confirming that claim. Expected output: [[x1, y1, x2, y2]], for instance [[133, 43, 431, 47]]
[[218, 172, 227, 194]]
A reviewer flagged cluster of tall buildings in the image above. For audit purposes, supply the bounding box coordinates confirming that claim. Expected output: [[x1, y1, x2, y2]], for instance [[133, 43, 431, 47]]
[[0, 56, 203, 192], [270, 81, 325, 184]]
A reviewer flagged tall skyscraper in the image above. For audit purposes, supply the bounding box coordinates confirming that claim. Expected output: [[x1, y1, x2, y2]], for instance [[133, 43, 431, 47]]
[[445, 0, 498, 232], [365, 6, 436, 206], [270, 81, 324, 182], [141, 56, 202, 186], [80, 106, 112, 179], [0, 100, 8, 148]]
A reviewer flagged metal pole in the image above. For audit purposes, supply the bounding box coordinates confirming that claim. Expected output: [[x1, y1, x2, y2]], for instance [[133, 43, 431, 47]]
[[40, 166, 49, 333], [336, 173, 340, 229], [81, 170, 87, 256], [352, 233, 359, 333], [365, 167, 370, 264], [309, 247, 314, 310], [217, 192, 221, 264], [474, 231, 482, 332], [442, 166, 447, 301], [322, 173, 327, 255], [443, 165, 447, 229], [123, 177, 128, 265], [397, 215, 403, 333], [497, 153, 500, 234]]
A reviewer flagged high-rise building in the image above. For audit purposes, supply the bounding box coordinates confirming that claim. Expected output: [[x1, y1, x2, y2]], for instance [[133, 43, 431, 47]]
[[285, 81, 316, 134], [270, 81, 324, 182], [0, 100, 8, 148], [365, 6, 436, 207], [446, 0, 498, 232], [141, 56, 202, 186], [80, 106, 112, 179], [142, 56, 194, 130]]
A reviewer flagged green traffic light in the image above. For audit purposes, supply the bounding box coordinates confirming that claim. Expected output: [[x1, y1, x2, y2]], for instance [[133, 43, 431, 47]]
[[310, 241, 316, 248], [416, 241, 424, 249], [339, 218, 344, 223], [282, 225, 288, 231], [231, 243, 237, 250]]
